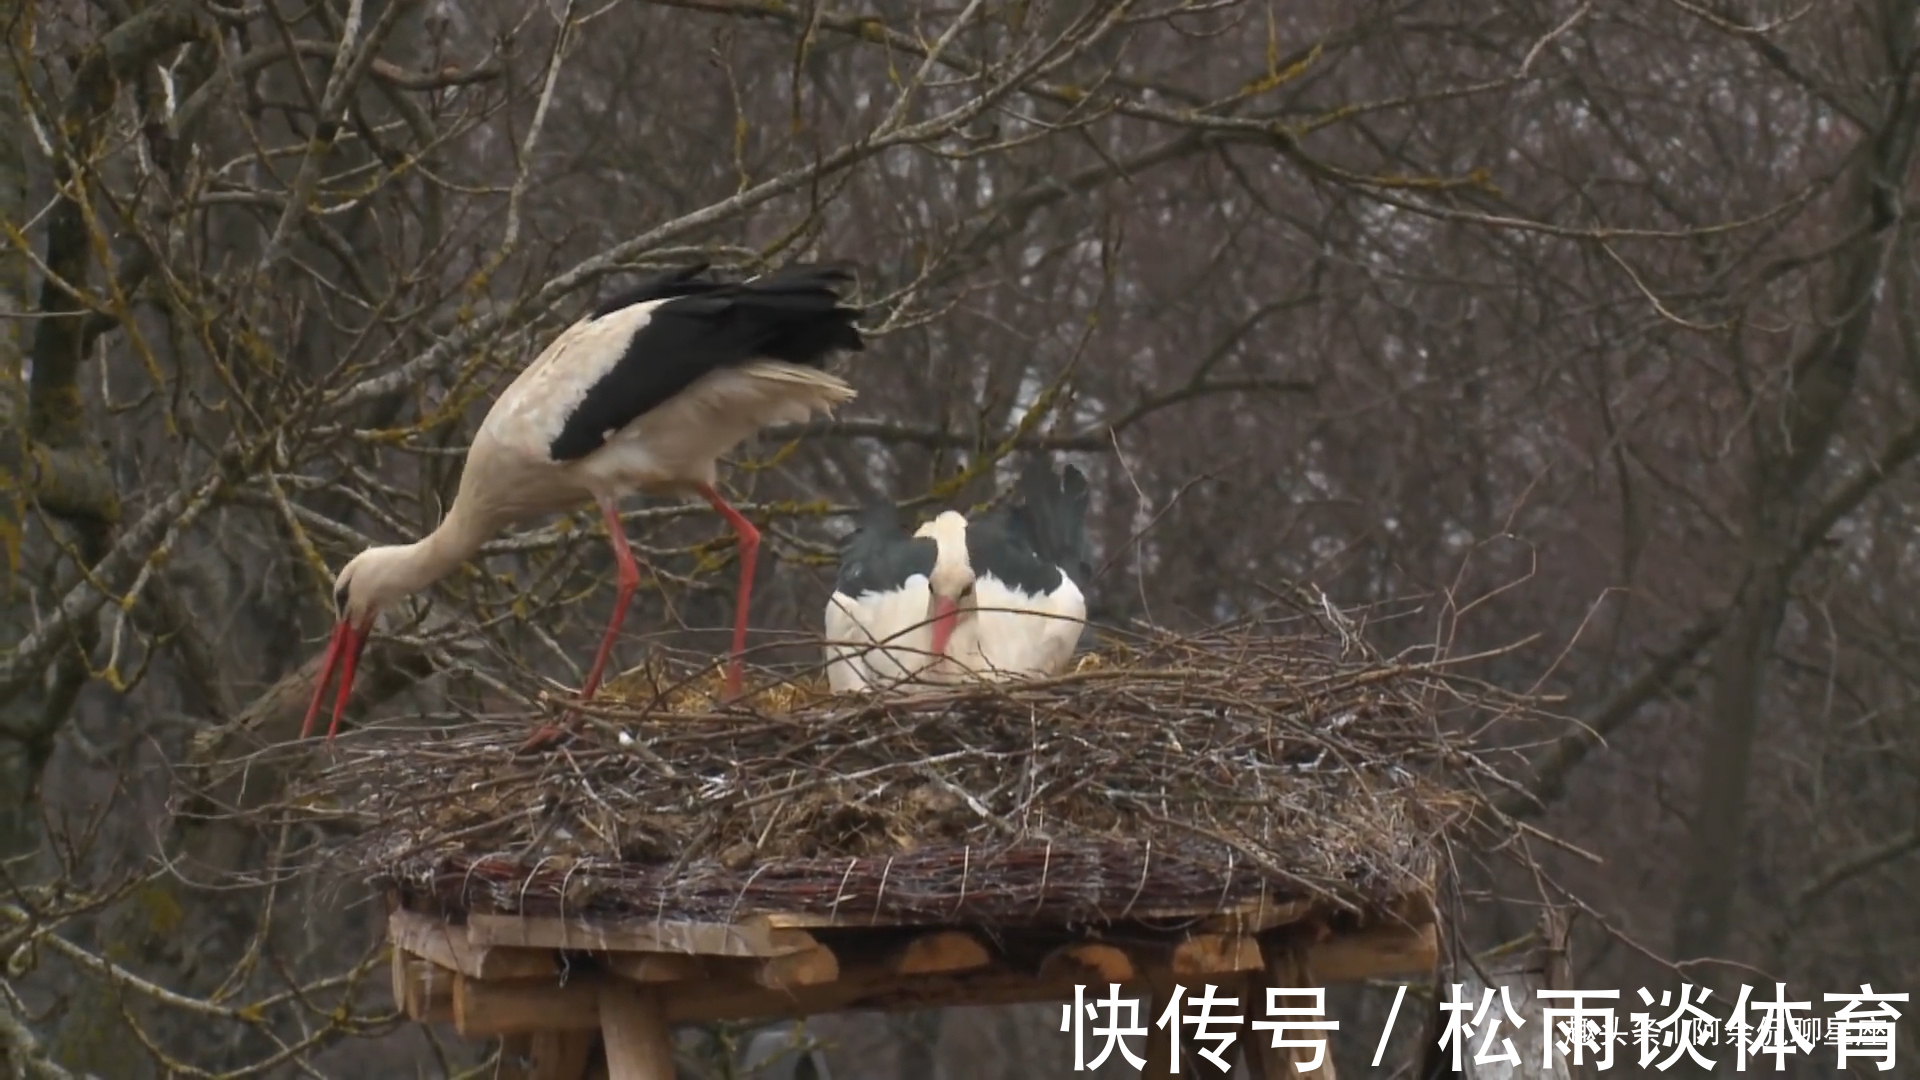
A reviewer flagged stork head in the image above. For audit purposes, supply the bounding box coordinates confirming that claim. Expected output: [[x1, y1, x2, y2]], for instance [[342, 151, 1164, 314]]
[[913, 511, 976, 656], [300, 544, 435, 742]]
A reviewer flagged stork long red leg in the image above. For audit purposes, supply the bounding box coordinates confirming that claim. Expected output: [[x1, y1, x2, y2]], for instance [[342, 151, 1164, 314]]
[[521, 496, 642, 753], [697, 482, 759, 698], [580, 495, 643, 702]]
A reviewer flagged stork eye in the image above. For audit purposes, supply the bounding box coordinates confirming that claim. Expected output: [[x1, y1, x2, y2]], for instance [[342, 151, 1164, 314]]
[[333, 585, 350, 614], [959, 583, 975, 599]]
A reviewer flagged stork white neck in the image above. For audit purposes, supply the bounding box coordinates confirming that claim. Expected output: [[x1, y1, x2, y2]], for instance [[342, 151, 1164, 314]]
[[911, 510, 973, 657], [913, 511, 974, 599], [333, 501, 493, 626]]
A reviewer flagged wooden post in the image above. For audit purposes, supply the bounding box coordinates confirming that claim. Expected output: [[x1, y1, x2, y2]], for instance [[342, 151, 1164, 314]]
[[599, 980, 675, 1080], [495, 1035, 597, 1080], [495, 1035, 532, 1080], [393, 952, 454, 1023], [527, 1033, 598, 1080]]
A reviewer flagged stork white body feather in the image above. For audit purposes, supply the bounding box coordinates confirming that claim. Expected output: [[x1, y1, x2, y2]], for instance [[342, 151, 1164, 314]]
[[823, 576, 942, 692], [942, 572, 1086, 682]]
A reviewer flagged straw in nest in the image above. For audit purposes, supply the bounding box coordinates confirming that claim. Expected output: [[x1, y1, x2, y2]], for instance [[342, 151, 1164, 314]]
[[290, 622, 1515, 929]]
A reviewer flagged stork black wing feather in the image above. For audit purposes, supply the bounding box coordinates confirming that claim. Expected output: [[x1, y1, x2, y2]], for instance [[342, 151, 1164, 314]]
[[965, 508, 1063, 597], [549, 264, 865, 462], [1009, 457, 1092, 588], [587, 263, 718, 319], [962, 457, 1090, 595], [834, 503, 936, 597]]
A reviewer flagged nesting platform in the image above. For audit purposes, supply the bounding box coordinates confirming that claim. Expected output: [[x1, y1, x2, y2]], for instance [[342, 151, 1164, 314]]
[[385, 889, 1439, 1079], [290, 622, 1524, 1078]]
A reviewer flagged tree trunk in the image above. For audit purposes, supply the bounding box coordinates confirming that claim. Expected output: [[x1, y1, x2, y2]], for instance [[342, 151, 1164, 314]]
[[1670, 0, 1920, 970], [0, 0, 34, 862]]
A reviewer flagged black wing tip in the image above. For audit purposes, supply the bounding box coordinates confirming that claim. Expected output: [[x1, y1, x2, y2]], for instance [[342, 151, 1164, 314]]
[[744, 261, 860, 292], [1007, 456, 1092, 585], [1018, 455, 1085, 506], [1061, 463, 1090, 508], [830, 313, 867, 353], [590, 262, 721, 320]]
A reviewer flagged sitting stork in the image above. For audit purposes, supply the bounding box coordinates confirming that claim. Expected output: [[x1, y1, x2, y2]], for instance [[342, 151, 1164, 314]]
[[945, 457, 1092, 680], [822, 505, 964, 692], [823, 457, 1090, 692], [303, 262, 865, 745]]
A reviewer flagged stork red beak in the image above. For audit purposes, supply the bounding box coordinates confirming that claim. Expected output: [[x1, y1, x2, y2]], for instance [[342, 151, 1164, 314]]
[[300, 619, 370, 742], [929, 596, 959, 657]]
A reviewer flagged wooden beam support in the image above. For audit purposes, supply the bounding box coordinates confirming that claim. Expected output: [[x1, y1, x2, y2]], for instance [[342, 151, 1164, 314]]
[[466, 913, 818, 958], [1171, 934, 1263, 980], [1303, 921, 1437, 982], [669, 961, 1147, 1021], [455, 973, 602, 1037], [433, 918, 1439, 1037], [392, 951, 455, 1023], [753, 946, 840, 991], [1039, 943, 1135, 985], [599, 981, 675, 1080], [439, 960, 1144, 1035], [392, 910, 559, 980], [1196, 898, 1317, 935], [606, 947, 840, 990], [891, 931, 991, 975], [604, 952, 713, 983]]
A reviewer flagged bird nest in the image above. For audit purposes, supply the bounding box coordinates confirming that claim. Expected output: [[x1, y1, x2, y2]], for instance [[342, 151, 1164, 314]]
[[289, 615, 1529, 930]]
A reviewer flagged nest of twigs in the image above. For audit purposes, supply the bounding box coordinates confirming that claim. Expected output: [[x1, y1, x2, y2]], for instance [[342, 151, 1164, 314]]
[[291, 616, 1528, 928]]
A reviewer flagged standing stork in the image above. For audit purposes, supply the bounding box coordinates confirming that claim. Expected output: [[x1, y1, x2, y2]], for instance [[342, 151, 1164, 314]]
[[302, 262, 865, 745], [822, 457, 1090, 692]]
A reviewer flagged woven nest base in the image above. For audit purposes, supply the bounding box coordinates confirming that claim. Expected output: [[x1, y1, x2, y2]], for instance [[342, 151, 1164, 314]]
[[294, 620, 1516, 930], [393, 837, 1407, 928]]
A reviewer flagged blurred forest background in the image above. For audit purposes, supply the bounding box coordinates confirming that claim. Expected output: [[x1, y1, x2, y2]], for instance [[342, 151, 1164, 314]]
[[3, 0, 1919, 1075]]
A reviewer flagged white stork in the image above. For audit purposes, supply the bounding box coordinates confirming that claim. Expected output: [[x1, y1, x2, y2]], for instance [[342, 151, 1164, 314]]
[[823, 458, 1090, 692], [822, 505, 965, 692], [303, 262, 865, 746]]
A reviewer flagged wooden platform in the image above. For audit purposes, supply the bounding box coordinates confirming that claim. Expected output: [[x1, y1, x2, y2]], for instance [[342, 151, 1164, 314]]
[[387, 897, 1439, 1079]]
